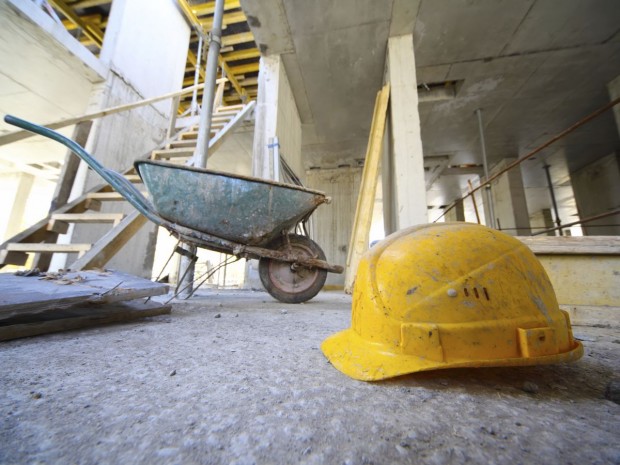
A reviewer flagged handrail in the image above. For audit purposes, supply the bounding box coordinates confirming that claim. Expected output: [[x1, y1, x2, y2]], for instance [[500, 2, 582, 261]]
[[434, 97, 620, 223], [4, 115, 164, 226], [0, 81, 228, 147]]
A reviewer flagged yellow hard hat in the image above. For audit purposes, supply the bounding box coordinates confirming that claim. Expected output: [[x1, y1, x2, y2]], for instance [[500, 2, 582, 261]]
[[322, 223, 583, 381]]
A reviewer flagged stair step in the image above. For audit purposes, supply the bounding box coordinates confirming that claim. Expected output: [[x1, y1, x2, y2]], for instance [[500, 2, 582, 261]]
[[169, 140, 198, 149], [188, 121, 226, 132], [180, 129, 219, 141], [215, 104, 244, 112], [51, 213, 126, 224], [151, 148, 195, 160], [5, 243, 92, 256], [86, 192, 147, 201]]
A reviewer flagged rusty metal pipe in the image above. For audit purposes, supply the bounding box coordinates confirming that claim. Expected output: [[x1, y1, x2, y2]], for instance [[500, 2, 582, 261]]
[[435, 97, 620, 222], [532, 208, 620, 236]]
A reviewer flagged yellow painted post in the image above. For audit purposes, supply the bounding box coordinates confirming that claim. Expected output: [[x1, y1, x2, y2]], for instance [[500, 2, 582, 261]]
[[344, 84, 390, 293]]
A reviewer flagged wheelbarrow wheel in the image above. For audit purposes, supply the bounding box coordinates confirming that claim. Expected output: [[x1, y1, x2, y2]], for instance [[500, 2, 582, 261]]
[[259, 234, 328, 304]]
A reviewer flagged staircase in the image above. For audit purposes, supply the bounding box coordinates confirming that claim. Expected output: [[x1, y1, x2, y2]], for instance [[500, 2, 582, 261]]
[[0, 101, 255, 272]]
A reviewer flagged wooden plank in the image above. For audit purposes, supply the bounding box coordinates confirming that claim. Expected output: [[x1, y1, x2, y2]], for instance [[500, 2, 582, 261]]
[[6, 243, 92, 254], [0, 300, 171, 342], [344, 84, 390, 293], [46, 220, 70, 234], [536, 255, 620, 307], [151, 148, 195, 159], [517, 236, 620, 255], [561, 305, 620, 328], [70, 210, 149, 270], [0, 269, 169, 317], [51, 213, 126, 224], [86, 192, 147, 201]]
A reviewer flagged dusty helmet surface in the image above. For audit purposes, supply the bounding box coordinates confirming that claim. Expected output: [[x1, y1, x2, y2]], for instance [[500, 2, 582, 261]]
[[322, 223, 583, 381]]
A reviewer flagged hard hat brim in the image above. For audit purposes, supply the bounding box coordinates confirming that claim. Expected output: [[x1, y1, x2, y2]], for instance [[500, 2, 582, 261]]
[[321, 328, 584, 381]]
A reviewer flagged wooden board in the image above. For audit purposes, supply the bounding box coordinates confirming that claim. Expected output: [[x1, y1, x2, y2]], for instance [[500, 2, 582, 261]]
[[517, 236, 620, 255], [0, 270, 168, 317], [344, 84, 390, 293], [0, 299, 171, 341]]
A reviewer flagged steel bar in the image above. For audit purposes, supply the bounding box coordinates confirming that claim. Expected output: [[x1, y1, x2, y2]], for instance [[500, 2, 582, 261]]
[[532, 209, 620, 236], [475, 109, 496, 229], [435, 97, 620, 222], [542, 164, 562, 236]]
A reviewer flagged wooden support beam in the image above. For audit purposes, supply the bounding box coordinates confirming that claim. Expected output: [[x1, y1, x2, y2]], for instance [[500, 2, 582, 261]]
[[48, 0, 104, 47], [344, 84, 390, 293], [191, 0, 241, 16], [51, 213, 126, 225], [222, 48, 260, 62], [70, 211, 148, 270], [6, 243, 92, 255], [221, 32, 255, 48], [201, 10, 246, 29], [228, 62, 260, 75]]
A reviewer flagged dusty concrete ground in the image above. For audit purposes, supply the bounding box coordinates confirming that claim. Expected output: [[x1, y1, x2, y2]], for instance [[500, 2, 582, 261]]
[[0, 290, 618, 465]]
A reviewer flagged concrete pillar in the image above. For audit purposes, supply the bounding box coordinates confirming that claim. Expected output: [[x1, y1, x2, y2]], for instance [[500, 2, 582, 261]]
[[69, 0, 190, 277], [530, 209, 555, 236], [0, 172, 34, 241], [487, 158, 531, 235], [570, 153, 620, 236], [247, 54, 303, 289], [444, 199, 465, 222], [384, 34, 427, 231], [252, 55, 302, 181]]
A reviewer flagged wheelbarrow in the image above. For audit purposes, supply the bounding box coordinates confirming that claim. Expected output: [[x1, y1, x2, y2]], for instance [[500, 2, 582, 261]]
[[4, 115, 343, 303]]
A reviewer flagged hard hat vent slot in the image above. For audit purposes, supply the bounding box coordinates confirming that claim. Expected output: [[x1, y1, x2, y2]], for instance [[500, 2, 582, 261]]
[[463, 286, 490, 300]]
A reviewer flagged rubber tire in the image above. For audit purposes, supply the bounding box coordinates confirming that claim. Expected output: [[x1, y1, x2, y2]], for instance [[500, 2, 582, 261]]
[[258, 234, 328, 304]]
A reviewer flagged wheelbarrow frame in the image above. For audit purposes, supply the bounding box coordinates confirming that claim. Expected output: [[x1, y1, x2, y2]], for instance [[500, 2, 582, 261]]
[[4, 115, 343, 295]]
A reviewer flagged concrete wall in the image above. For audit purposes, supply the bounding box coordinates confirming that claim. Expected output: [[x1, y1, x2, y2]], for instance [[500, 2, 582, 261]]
[[70, 0, 190, 277], [570, 152, 620, 236], [306, 167, 361, 287]]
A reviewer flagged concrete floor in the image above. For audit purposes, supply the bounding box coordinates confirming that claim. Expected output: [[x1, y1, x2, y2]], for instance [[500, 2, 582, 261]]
[[1, 290, 618, 465]]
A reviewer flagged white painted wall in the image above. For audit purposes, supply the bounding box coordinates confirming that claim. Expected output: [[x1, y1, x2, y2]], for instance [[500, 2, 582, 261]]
[[69, 0, 191, 277]]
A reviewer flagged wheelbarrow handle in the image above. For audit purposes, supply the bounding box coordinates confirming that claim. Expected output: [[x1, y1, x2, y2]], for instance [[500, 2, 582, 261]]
[[3, 115, 163, 226]]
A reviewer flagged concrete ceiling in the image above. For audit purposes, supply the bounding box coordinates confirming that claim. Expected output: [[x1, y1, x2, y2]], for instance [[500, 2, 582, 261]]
[[241, 0, 620, 218]]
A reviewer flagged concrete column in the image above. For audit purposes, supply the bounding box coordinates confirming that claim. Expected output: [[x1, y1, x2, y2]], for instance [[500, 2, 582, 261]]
[[444, 199, 465, 222], [246, 54, 303, 289], [487, 158, 531, 235], [252, 55, 302, 181], [570, 153, 620, 236], [0, 172, 34, 241], [69, 0, 191, 277], [530, 209, 555, 236], [384, 34, 428, 230]]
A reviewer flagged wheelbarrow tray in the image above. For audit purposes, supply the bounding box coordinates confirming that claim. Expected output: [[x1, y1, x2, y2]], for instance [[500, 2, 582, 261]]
[[135, 160, 328, 247]]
